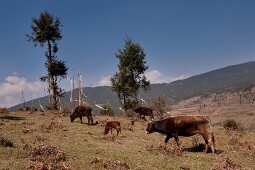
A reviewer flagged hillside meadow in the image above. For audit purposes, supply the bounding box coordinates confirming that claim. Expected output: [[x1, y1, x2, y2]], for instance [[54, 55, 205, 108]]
[[0, 106, 255, 169]]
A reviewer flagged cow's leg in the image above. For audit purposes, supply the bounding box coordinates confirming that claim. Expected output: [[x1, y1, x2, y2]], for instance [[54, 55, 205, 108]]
[[209, 139, 215, 154], [90, 116, 93, 125], [208, 133, 215, 154], [173, 135, 181, 151], [150, 114, 154, 120], [116, 128, 119, 136], [211, 133, 215, 154], [80, 116, 82, 124], [165, 134, 172, 144], [87, 115, 93, 125], [87, 116, 90, 125], [164, 135, 171, 150], [201, 133, 209, 153], [110, 128, 113, 135]]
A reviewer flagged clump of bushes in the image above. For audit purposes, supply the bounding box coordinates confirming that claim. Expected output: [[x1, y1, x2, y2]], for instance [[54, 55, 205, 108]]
[[27, 145, 66, 162], [92, 156, 130, 170], [223, 119, 240, 130], [100, 105, 114, 116], [124, 109, 135, 117], [0, 107, 8, 114], [0, 136, 14, 147], [25, 144, 71, 169], [211, 157, 242, 170]]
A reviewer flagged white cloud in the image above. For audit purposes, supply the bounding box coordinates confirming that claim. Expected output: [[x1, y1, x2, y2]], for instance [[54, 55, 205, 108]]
[[0, 75, 45, 108], [98, 76, 112, 86], [98, 70, 188, 86], [145, 69, 188, 83]]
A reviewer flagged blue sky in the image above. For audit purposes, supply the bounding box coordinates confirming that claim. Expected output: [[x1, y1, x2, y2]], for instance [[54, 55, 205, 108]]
[[1, 0, 255, 107]]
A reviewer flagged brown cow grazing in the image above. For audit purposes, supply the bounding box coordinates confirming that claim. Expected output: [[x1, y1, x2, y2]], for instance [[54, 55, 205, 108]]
[[70, 105, 93, 125], [134, 107, 154, 120], [104, 121, 121, 136], [145, 115, 215, 154]]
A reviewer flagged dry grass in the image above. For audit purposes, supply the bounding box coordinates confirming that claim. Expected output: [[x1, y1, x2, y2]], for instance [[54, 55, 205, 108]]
[[1, 91, 255, 169]]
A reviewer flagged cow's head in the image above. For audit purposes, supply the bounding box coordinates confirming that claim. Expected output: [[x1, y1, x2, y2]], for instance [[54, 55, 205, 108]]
[[70, 114, 75, 122], [145, 121, 155, 134]]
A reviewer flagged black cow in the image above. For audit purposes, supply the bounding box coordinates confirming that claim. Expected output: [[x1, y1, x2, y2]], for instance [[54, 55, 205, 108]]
[[134, 107, 154, 120], [70, 105, 93, 125], [145, 115, 215, 154]]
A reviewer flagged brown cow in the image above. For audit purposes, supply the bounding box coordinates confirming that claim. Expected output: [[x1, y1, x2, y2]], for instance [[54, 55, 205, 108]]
[[104, 121, 121, 136], [70, 105, 93, 125], [134, 107, 154, 120], [145, 115, 215, 154]]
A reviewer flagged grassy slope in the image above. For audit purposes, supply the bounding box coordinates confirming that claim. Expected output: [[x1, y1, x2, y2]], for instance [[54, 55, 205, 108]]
[[0, 110, 255, 170], [1, 89, 255, 169]]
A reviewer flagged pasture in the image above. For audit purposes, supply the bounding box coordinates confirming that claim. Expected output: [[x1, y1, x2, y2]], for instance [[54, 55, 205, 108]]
[[0, 109, 255, 169]]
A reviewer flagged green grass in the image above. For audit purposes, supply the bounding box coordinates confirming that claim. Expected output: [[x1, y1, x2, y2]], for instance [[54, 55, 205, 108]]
[[0, 111, 255, 169]]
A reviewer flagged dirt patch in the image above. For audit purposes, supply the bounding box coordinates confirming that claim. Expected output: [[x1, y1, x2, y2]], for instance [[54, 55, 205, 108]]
[[35, 135, 48, 142], [91, 156, 129, 170], [240, 140, 255, 157], [211, 157, 242, 170]]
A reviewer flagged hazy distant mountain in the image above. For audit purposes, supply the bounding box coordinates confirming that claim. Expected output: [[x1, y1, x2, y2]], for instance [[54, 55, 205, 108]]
[[9, 61, 255, 114]]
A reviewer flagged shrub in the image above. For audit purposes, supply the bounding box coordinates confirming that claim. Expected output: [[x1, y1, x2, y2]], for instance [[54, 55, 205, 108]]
[[124, 109, 135, 117], [0, 136, 14, 147], [100, 105, 114, 116], [223, 119, 239, 130]]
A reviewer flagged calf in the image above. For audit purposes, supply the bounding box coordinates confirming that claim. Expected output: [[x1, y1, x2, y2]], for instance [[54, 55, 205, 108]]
[[145, 115, 215, 154], [134, 107, 154, 120], [70, 105, 93, 125], [104, 121, 121, 136]]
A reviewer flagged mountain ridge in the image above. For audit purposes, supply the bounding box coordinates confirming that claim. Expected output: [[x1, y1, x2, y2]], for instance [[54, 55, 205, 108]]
[[9, 61, 255, 114]]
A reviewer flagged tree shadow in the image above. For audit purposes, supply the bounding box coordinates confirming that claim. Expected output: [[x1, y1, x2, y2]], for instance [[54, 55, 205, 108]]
[[0, 115, 26, 121]]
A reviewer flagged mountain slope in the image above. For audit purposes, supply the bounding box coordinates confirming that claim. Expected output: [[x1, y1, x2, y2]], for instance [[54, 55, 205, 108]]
[[9, 61, 255, 114]]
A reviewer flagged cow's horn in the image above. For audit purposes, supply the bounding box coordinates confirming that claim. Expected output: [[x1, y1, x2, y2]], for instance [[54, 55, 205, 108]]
[[145, 130, 149, 134]]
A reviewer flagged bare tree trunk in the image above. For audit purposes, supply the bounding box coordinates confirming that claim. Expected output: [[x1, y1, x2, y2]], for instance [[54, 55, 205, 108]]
[[47, 40, 58, 110]]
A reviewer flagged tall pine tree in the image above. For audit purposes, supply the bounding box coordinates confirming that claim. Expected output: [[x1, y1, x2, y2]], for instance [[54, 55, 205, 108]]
[[26, 12, 68, 110], [111, 37, 150, 110]]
